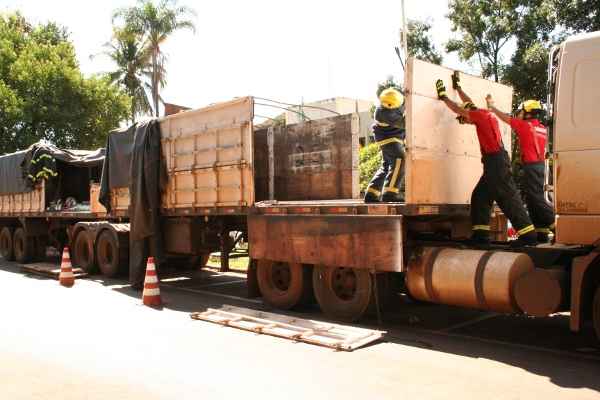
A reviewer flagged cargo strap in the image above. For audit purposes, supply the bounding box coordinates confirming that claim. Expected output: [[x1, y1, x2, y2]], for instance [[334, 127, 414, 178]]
[[424, 247, 445, 303], [474, 251, 495, 309]]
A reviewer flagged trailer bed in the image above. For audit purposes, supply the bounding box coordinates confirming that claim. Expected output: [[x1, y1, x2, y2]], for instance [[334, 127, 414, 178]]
[[252, 200, 470, 217]]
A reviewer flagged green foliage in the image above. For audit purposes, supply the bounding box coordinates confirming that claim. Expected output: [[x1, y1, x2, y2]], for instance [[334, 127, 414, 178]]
[[446, 0, 522, 82], [555, 0, 600, 32], [99, 27, 153, 123], [359, 143, 382, 193], [0, 13, 130, 154], [376, 76, 403, 97], [112, 0, 196, 116], [407, 19, 443, 65]]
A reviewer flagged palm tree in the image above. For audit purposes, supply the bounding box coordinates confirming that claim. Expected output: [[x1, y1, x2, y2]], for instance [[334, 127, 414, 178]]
[[97, 28, 153, 123], [113, 0, 196, 117]]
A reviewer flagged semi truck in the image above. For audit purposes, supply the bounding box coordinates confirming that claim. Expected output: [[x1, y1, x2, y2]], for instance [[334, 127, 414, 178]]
[[0, 31, 598, 343]]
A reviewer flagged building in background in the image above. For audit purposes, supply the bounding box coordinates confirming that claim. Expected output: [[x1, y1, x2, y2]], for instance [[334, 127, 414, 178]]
[[285, 97, 375, 144]]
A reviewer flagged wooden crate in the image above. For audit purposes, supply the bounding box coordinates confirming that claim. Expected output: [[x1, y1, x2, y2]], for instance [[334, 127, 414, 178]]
[[404, 58, 513, 205], [0, 181, 45, 214], [254, 113, 360, 201]]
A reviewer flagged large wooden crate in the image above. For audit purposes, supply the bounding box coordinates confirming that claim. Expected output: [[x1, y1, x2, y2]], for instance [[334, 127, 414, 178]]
[[0, 182, 45, 215], [254, 113, 360, 201], [404, 58, 513, 205], [109, 97, 255, 213]]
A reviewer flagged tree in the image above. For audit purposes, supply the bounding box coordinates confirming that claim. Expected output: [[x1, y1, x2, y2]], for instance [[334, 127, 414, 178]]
[[113, 0, 196, 117], [0, 13, 130, 154], [359, 143, 382, 193], [555, 0, 600, 32], [98, 28, 153, 123], [407, 19, 443, 65], [446, 0, 522, 82]]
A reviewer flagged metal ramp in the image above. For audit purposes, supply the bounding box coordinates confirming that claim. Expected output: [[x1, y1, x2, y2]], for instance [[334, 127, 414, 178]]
[[190, 306, 385, 351]]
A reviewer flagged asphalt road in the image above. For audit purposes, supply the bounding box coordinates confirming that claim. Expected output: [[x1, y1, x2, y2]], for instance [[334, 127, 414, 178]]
[[1, 259, 599, 400]]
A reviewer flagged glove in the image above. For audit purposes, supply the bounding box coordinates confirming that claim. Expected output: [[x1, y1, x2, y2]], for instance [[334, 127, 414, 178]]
[[452, 71, 461, 90], [435, 80, 447, 99]]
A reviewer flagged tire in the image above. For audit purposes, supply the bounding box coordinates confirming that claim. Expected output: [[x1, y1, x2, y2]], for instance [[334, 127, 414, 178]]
[[312, 266, 373, 322], [257, 259, 313, 309], [594, 285, 600, 343], [96, 230, 125, 278], [0, 227, 14, 261], [13, 227, 34, 264], [72, 230, 96, 274]]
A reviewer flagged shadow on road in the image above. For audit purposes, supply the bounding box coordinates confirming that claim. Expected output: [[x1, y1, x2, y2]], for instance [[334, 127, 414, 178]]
[[1, 259, 599, 393]]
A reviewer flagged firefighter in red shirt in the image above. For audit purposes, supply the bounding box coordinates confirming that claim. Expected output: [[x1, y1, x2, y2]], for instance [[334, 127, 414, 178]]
[[486, 96, 555, 243], [435, 76, 537, 246]]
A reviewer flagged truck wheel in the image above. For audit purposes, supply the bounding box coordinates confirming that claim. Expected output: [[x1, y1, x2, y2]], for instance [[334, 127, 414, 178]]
[[0, 227, 14, 261], [312, 266, 372, 322], [257, 260, 312, 309], [73, 231, 96, 274], [13, 227, 33, 264], [594, 285, 600, 343], [96, 230, 124, 278]]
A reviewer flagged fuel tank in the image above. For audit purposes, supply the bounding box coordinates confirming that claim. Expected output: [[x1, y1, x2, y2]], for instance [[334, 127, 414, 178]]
[[406, 247, 534, 313]]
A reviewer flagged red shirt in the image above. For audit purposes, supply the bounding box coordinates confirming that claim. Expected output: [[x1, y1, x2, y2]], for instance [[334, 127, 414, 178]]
[[510, 118, 547, 163], [468, 109, 503, 155]]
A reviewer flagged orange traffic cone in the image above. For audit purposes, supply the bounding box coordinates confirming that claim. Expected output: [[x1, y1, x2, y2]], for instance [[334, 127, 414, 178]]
[[142, 257, 162, 306], [59, 246, 75, 287]]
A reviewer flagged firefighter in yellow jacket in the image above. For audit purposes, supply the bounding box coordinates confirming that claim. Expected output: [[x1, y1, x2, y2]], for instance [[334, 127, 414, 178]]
[[364, 88, 406, 203]]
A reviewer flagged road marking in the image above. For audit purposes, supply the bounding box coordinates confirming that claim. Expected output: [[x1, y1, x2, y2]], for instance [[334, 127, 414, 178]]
[[437, 313, 498, 333], [161, 283, 263, 305], [195, 279, 247, 288]]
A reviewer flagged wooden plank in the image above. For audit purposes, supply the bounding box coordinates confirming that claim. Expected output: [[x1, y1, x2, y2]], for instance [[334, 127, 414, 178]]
[[405, 58, 513, 205], [190, 306, 385, 351], [20, 263, 88, 280]]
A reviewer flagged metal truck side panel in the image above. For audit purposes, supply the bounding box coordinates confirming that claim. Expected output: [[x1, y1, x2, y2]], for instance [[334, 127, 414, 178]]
[[405, 58, 513, 205], [109, 97, 255, 214], [248, 214, 403, 272], [555, 215, 600, 245], [555, 150, 600, 216], [554, 31, 600, 152], [0, 182, 45, 215]]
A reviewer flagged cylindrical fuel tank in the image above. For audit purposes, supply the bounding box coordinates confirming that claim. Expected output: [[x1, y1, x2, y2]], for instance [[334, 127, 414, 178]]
[[406, 247, 534, 313], [514, 268, 567, 317]]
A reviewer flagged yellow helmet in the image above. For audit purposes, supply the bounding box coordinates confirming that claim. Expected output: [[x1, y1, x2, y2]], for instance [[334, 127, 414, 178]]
[[379, 88, 404, 109], [520, 99, 543, 113]]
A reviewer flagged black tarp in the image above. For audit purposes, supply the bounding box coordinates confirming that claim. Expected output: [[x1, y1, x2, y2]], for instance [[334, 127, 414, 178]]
[[98, 125, 136, 209], [0, 141, 105, 194], [99, 121, 167, 288]]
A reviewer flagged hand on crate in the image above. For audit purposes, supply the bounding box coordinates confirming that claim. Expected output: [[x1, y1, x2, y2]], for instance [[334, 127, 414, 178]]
[[435, 80, 447, 100]]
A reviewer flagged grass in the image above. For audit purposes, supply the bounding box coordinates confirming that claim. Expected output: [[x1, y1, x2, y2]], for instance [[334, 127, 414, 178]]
[[206, 249, 249, 272]]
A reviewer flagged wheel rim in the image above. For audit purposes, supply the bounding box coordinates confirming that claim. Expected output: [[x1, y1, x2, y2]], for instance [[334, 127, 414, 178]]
[[331, 267, 357, 301], [271, 262, 291, 292], [76, 236, 90, 265]]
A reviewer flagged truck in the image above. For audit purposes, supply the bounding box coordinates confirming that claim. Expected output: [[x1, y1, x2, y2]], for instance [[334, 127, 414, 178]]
[[0, 31, 598, 343]]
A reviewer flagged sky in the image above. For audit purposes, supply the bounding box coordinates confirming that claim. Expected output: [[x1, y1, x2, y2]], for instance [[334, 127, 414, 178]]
[[1, 0, 472, 118]]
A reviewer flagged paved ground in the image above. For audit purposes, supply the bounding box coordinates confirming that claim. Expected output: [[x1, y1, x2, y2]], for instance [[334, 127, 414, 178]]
[[1, 259, 599, 400]]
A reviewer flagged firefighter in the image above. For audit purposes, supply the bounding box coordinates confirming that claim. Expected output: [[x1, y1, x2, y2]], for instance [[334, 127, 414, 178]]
[[435, 75, 537, 246], [364, 87, 406, 203], [486, 95, 555, 243]]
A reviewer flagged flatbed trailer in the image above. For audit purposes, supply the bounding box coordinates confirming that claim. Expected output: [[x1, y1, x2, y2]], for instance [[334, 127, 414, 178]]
[[0, 32, 599, 344]]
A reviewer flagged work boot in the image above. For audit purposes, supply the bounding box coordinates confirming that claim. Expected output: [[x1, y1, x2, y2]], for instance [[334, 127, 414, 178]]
[[537, 232, 550, 244], [466, 230, 490, 246], [364, 193, 381, 203], [381, 192, 404, 203], [510, 231, 538, 248]]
